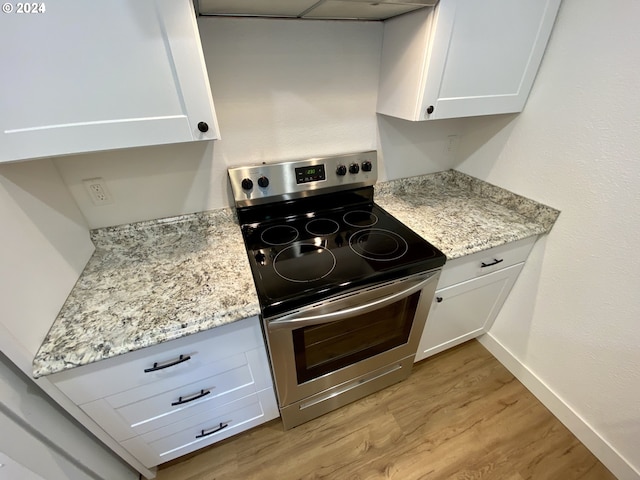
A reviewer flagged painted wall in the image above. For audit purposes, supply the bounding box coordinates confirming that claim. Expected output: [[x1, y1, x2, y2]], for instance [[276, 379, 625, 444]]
[[0, 160, 136, 478], [0, 159, 93, 367], [456, 0, 640, 476], [53, 17, 463, 229]]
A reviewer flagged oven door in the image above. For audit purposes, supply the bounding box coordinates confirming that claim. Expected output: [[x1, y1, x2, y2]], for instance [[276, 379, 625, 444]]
[[264, 269, 440, 413]]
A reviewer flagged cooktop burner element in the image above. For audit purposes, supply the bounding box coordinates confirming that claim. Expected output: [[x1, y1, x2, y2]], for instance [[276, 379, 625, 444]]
[[228, 151, 446, 319], [274, 244, 336, 283], [343, 210, 378, 227], [261, 225, 299, 245], [349, 228, 408, 261], [305, 218, 340, 236]]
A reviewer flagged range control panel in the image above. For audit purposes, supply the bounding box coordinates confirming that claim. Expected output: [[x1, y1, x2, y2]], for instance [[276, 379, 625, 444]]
[[295, 164, 326, 184], [228, 151, 377, 207]]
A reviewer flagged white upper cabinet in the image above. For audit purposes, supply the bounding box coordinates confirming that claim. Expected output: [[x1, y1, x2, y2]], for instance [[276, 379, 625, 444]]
[[377, 0, 562, 121], [0, 0, 219, 163]]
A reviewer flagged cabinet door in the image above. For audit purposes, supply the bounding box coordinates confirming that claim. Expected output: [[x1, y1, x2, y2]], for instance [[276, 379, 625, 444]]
[[378, 0, 561, 121], [415, 262, 524, 362], [0, 0, 219, 163]]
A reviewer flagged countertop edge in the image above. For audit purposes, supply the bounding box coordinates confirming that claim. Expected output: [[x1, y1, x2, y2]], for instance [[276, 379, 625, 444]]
[[32, 301, 260, 379]]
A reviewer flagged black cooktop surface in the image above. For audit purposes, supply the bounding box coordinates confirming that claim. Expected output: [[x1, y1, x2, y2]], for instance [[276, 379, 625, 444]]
[[237, 187, 446, 319]]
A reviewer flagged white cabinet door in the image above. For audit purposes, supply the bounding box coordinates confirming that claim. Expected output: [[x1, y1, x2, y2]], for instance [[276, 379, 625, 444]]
[[0, 0, 219, 163], [377, 0, 561, 121], [415, 262, 524, 362]]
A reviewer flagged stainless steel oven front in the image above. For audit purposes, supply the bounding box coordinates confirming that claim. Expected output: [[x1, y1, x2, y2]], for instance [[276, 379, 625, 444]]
[[229, 152, 446, 429], [263, 269, 440, 429]]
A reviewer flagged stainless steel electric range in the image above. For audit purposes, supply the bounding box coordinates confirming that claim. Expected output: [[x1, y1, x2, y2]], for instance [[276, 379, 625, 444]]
[[228, 151, 445, 429]]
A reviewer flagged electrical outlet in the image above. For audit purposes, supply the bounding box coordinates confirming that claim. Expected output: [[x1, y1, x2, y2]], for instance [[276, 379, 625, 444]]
[[445, 134, 459, 155], [83, 177, 114, 206]]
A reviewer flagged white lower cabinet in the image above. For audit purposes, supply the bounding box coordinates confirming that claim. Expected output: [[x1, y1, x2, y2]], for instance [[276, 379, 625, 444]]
[[415, 237, 536, 361], [50, 316, 279, 470]]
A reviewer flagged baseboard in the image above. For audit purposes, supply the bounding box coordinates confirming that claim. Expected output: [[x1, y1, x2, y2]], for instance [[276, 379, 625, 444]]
[[478, 333, 639, 480]]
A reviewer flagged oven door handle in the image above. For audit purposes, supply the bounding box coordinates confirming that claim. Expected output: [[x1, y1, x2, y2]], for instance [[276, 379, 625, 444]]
[[268, 272, 437, 330]]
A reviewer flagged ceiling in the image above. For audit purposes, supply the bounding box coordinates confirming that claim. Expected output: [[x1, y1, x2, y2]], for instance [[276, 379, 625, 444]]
[[196, 0, 438, 21]]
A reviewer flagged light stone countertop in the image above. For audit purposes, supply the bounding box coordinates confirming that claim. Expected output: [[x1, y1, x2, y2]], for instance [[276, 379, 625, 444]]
[[33, 170, 559, 378], [375, 170, 559, 259], [33, 208, 259, 378]]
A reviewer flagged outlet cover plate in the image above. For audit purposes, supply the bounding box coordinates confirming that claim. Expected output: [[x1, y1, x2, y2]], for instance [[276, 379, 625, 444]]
[[83, 177, 114, 206]]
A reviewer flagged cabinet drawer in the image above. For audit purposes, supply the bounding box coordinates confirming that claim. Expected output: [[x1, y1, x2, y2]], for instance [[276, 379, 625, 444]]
[[121, 388, 279, 468], [438, 236, 535, 289], [51, 317, 264, 405], [81, 349, 272, 441], [115, 357, 252, 429]]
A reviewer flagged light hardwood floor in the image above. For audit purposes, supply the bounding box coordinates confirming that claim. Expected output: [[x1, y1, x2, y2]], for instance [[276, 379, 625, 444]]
[[155, 340, 616, 480]]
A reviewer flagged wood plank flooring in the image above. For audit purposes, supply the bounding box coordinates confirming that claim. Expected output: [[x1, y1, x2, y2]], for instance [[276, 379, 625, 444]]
[[155, 340, 616, 480]]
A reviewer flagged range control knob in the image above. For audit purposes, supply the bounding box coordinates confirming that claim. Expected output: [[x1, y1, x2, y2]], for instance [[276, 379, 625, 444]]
[[349, 163, 360, 174], [255, 252, 266, 266], [361, 160, 373, 172], [241, 178, 253, 190], [336, 165, 347, 176], [257, 176, 269, 188]]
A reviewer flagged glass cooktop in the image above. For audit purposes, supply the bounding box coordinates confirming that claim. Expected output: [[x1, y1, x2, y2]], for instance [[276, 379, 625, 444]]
[[237, 187, 446, 319]]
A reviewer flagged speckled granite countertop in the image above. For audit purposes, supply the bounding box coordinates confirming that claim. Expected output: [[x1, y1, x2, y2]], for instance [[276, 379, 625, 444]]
[[33, 170, 558, 378], [33, 209, 259, 378], [375, 170, 559, 259]]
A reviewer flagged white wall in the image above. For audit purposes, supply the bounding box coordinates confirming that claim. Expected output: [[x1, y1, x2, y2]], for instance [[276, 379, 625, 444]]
[[53, 17, 462, 229], [456, 0, 640, 477], [0, 159, 94, 369], [0, 160, 137, 478]]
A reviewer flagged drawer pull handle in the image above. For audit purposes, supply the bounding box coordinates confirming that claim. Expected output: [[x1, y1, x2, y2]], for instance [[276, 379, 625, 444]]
[[144, 354, 191, 373], [195, 422, 229, 439], [481, 258, 504, 268], [171, 389, 211, 406]]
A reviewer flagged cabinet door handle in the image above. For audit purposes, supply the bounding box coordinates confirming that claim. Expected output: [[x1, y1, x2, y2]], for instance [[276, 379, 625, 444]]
[[195, 422, 229, 439], [143, 354, 191, 373], [481, 258, 504, 268], [171, 389, 211, 406], [436, 296, 443, 303]]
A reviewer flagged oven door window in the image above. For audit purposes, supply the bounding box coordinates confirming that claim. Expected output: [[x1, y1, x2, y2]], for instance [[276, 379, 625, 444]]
[[292, 292, 419, 384]]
